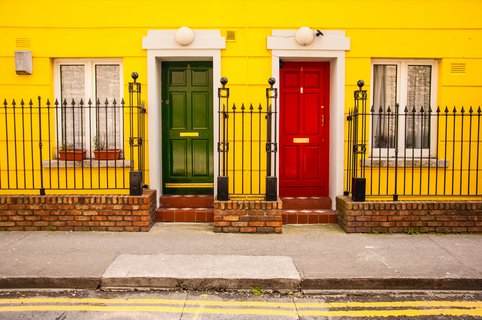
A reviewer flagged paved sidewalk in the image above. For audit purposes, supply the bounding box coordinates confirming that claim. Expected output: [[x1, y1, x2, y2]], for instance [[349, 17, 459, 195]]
[[0, 224, 481, 291]]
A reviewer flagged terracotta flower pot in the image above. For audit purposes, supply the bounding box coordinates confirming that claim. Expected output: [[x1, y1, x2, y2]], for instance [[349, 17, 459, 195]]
[[58, 149, 87, 161], [93, 149, 122, 160]]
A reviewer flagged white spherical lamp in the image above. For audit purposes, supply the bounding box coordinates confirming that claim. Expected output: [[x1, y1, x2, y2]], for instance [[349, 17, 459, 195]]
[[295, 26, 315, 46], [175, 26, 194, 46]]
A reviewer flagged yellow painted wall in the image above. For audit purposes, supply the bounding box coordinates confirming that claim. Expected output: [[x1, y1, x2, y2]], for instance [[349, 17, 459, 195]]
[[1, 0, 482, 196]]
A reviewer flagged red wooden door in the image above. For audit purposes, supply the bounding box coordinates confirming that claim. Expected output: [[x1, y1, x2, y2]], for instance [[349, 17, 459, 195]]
[[279, 62, 330, 196]]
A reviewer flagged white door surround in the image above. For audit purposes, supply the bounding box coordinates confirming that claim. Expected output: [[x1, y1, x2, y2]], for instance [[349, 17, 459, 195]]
[[267, 30, 350, 210], [143, 30, 226, 205]]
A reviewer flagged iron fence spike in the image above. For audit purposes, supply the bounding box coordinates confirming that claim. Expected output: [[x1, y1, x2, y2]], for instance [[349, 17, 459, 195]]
[[258, 103, 262, 110], [104, 98, 109, 105], [412, 106, 417, 113], [478, 106, 481, 113], [461, 106, 465, 113], [29, 99, 33, 106], [12, 99, 16, 106], [404, 106, 409, 113], [444, 106, 449, 113], [453, 106, 457, 113], [469, 106, 473, 113], [3, 99, 7, 106], [420, 105, 425, 113], [20, 99, 25, 106], [436, 106, 440, 113]]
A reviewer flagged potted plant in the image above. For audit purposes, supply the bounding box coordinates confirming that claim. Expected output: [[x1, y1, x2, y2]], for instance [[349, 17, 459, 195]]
[[58, 143, 87, 161], [93, 134, 122, 160]]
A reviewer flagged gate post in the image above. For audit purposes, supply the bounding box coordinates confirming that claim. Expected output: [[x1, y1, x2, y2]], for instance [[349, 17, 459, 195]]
[[352, 80, 367, 202], [129, 72, 144, 196], [217, 77, 230, 200], [265, 77, 278, 201]]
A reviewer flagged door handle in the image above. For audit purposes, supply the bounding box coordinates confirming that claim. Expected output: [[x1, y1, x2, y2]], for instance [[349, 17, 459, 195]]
[[322, 114, 325, 127]]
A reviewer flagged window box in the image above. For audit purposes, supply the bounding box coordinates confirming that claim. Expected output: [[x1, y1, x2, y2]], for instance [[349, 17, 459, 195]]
[[93, 149, 122, 160], [58, 149, 87, 161]]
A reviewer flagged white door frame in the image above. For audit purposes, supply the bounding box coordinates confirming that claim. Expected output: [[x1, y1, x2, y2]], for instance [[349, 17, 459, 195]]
[[143, 30, 225, 206], [268, 30, 350, 210]]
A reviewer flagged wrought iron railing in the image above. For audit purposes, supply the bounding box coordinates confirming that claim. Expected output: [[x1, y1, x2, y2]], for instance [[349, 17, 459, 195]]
[[217, 77, 278, 200], [0, 73, 146, 195], [345, 80, 482, 200]]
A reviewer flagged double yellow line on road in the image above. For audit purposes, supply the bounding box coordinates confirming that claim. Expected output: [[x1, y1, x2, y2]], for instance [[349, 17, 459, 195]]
[[1, 297, 481, 318]]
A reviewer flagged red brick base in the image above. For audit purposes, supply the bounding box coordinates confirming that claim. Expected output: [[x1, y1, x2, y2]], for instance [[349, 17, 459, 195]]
[[0, 190, 157, 232], [337, 196, 482, 233], [214, 200, 283, 233]]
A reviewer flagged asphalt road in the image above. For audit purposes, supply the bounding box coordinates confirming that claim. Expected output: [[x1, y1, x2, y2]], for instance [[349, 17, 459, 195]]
[[0, 289, 480, 319]]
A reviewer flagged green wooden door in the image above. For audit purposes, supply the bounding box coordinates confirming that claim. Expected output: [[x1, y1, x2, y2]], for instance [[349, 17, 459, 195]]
[[162, 61, 214, 194]]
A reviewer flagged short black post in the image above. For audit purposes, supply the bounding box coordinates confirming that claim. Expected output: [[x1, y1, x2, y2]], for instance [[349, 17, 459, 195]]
[[265, 176, 277, 201], [352, 177, 366, 202], [129, 170, 143, 196], [217, 176, 229, 201]]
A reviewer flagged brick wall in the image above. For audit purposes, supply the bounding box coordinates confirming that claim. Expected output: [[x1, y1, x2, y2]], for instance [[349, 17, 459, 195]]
[[0, 190, 157, 232], [337, 196, 482, 233], [214, 200, 283, 233]]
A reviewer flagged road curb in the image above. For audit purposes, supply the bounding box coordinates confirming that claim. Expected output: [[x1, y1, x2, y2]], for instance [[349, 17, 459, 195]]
[[301, 278, 482, 291], [0, 277, 101, 290]]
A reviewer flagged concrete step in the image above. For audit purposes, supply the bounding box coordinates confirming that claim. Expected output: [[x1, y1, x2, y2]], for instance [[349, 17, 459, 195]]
[[101, 254, 301, 290], [159, 195, 214, 209], [156, 208, 214, 222], [282, 210, 337, 224], [281, 197, 332, 210]]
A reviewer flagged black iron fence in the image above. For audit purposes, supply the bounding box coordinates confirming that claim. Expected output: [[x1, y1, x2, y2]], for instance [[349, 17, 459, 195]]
[[0, 73, 146, 195], [217, 77, 278, 200], [345, 80, 482, 200]]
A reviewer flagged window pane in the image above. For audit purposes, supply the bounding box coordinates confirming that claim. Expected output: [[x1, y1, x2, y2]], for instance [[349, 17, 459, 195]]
[[95, 65, 121, 150], [405, 65, 431, 149], [372, 64, 397, 148], [60, 65, 85, 149]]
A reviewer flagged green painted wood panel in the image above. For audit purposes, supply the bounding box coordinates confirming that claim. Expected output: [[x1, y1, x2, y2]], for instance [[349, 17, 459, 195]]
[[162, 61, 213, 194]]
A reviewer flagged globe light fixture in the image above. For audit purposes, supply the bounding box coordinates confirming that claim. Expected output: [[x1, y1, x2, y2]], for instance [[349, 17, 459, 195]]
[[295, 26, 315, 46], [175, 26, 194, 46]]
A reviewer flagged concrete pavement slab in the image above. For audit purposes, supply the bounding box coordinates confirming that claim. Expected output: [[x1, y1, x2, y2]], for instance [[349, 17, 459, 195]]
[[102, 255, 301, 290]]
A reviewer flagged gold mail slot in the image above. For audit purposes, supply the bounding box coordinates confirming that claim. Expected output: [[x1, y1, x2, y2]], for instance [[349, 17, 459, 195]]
[[180, 132, 199, 137], [293, 137, 310, 143]]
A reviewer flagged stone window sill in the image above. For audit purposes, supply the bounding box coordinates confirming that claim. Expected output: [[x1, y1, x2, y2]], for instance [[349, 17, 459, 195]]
[[362, 158, 448, 168], [42, 159, 133, 168]]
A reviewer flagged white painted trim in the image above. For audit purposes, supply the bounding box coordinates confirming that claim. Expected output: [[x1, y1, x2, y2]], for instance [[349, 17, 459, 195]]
[[268, 30, 350, 210], [143, 30, 225, 206]]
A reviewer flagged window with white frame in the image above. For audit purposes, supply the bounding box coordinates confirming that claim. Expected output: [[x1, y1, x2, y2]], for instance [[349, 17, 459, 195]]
[[54, 59, 122, 153], [371, 60, 437, 156]]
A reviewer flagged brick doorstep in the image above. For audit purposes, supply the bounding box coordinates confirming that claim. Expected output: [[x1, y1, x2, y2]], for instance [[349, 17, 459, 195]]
[[282, 209, 338, 224], [156, 208, 214, 223]]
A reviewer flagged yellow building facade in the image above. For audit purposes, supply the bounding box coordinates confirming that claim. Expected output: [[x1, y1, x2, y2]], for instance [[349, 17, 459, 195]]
[[1, 0, 481, 208]]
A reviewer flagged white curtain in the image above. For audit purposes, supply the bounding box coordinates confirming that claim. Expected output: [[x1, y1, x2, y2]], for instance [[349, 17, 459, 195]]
[[372, 64, 397, 149], [405, 65, 431, 149]]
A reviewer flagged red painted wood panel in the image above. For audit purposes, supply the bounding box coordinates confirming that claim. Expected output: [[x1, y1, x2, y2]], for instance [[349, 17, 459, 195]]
[[279, 62, 330, 196]]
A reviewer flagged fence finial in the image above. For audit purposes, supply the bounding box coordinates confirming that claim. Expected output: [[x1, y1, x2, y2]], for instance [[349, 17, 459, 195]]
[[357, 80, 364, 89], [131, 72, 139, 83], [268, 77, 276, 87], [220, 77, 228, 88]]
